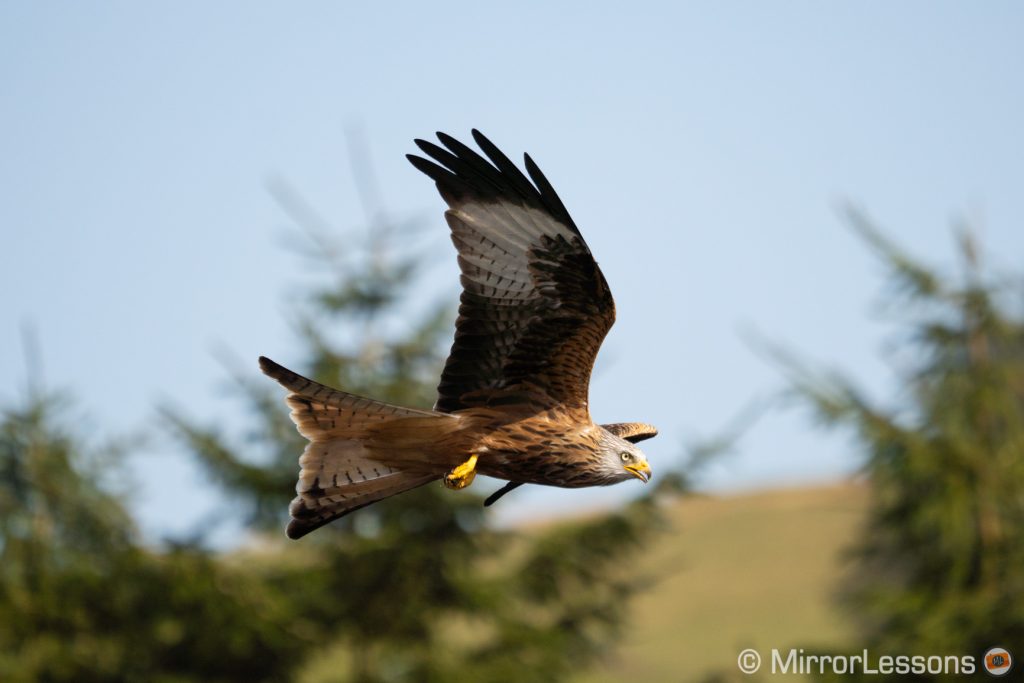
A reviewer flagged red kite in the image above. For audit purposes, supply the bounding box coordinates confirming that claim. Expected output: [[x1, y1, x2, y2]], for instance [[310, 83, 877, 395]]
[[261, 131, 656, 539]]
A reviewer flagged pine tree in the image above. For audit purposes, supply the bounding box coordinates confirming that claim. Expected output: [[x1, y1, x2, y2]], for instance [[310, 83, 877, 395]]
[[775, 213, 1024, 678], [0, 389, 311, 682]]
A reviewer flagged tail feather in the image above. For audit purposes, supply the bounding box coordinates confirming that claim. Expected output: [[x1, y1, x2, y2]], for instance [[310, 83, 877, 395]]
[[287, 470, 438, 539], [259, 356, 452, 539], [260, 356, 438, 440]]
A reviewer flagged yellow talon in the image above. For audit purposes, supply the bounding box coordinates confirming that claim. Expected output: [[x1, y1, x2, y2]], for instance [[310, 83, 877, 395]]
[[444, 454, 479, 490]]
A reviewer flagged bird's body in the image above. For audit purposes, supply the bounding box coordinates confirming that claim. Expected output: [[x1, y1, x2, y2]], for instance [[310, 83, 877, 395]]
[[261, 130, 657, 538], [469, 411, 612, 487]]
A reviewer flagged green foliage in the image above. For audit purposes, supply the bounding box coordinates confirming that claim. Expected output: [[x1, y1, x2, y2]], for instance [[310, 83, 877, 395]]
[[0, 393, 311, 682], [775, 213, 1024, 678]]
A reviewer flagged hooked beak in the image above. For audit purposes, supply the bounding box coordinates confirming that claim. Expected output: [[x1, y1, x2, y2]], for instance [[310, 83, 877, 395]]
[[624, 461, 652, 483]]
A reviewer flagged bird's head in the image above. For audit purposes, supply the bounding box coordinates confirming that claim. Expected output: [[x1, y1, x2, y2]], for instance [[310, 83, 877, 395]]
[[597, 428, 652, 484]]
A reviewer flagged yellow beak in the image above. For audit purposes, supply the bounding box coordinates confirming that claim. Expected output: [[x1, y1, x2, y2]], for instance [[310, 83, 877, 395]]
[[624, 461, 652, 483]]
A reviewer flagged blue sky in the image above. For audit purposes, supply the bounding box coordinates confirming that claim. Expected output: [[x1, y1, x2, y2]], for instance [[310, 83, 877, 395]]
[[2, 2, 1022, 541]]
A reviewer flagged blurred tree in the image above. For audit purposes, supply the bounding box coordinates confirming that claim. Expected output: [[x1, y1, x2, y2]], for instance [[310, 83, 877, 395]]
[[774, 212, 1024, 679], [0, 390, 311, 682], [163, 180, 681, 682]]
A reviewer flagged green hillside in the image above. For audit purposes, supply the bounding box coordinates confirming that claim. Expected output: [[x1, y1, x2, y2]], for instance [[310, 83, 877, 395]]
[[576, 482, 868, 683], [245, 481, 868, 683]]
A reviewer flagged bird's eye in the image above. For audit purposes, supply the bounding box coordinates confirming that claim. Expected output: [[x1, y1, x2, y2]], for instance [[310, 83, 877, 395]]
[[620, 452, 632, 462]]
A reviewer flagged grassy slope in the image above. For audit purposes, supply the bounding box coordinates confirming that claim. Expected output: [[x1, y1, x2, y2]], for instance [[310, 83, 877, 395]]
[[576, 482, 868, 683]]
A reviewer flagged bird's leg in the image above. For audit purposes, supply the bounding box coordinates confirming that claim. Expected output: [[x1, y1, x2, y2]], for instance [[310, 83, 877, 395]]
[[444, 454, 478, 490], [484, 481, 524, 507]]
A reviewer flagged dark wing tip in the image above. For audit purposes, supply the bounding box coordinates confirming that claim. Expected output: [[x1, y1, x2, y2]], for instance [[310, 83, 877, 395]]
[[522, 152, 577, 234], [408, 131, 581, 234], [406, 153, 451, 179], [413, 137, 442, 155], [601, 422, 659, 444], [631, 429, 658, 444], [470, 128, 493, 149]]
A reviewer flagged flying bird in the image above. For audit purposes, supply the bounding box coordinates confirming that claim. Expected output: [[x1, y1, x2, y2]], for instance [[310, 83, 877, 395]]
[[260, 130, 657, 539]]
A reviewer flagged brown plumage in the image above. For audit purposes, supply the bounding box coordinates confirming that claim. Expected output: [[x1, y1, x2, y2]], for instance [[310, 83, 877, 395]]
[[261, 130, 657, 539]]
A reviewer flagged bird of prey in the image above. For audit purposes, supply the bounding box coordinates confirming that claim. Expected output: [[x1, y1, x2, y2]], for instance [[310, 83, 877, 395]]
[[260, 130, 657, 539]]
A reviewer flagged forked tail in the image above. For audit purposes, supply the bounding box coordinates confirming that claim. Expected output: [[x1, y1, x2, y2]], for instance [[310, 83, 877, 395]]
[[259, 356, 455, 539]]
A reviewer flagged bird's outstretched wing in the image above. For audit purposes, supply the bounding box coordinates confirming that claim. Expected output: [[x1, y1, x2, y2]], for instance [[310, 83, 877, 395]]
[[408, 130, 615, 415], [601, 422, 659, 443]]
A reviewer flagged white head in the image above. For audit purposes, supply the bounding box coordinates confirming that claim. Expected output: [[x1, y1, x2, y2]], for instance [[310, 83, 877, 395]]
[[596, 428, 652, 484]]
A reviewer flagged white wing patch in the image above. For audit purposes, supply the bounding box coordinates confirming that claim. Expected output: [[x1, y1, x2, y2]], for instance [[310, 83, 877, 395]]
[[448, 201, 581, 302]]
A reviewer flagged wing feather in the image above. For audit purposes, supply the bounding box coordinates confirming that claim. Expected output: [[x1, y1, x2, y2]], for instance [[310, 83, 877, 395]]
[[601, 422, 659, 443], [408, 131, 616, 415]]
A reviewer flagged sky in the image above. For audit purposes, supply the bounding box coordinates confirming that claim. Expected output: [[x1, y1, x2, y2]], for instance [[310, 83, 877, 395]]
[[2, 2, 1023, 543]]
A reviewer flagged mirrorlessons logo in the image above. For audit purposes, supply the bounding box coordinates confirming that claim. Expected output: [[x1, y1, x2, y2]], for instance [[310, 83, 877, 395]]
[[983, 648, 1012, 676], [737, 647, 1014, 676], [772, 649, 975, 676]]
